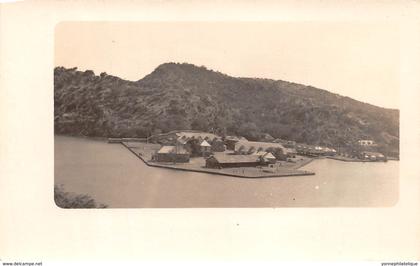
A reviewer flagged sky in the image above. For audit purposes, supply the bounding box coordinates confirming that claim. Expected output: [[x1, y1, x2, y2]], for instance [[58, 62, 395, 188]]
[[55, 22, 400, 109]]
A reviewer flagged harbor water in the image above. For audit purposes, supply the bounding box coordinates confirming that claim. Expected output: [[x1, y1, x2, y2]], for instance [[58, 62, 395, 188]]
[[55, 135, 399, 207]]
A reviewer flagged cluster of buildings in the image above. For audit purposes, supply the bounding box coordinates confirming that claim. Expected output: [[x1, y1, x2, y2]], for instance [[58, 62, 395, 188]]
[[150, 131, 224, 160], [353, 140, 387, 161], [271, 137, 336, 157], [358, 151, 387, 162], [149, 130, 301, 168], [295, 144, 337, 157], [148, 130, 386, 167]]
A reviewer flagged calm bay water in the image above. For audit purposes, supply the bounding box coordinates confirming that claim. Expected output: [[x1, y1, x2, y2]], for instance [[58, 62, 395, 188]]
[[55, 136, 399, 207]]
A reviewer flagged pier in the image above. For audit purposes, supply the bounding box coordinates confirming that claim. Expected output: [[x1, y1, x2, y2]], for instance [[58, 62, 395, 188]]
[[121, 142, 315, 178]]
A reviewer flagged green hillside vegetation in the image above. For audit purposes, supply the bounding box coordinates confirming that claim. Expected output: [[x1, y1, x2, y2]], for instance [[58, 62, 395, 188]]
[[54, 63, 399, 156]]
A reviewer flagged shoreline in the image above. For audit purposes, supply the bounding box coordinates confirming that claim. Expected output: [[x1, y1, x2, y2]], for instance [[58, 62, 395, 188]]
[[325, 155, 391, 163], [55, 135, 398, 172], [54, 133, 109, 142], [291, 157, 315, 169], [56, 135, 399, 162]]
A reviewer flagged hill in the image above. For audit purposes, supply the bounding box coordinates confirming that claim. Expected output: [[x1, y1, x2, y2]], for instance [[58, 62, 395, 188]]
[[54, 63, 399, 155]]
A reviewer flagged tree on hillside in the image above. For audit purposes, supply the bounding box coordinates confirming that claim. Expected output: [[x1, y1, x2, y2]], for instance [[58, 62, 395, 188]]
[[191, 115, 210, 132], [53, 65, 399, 156], [238, 122, 261, 141]]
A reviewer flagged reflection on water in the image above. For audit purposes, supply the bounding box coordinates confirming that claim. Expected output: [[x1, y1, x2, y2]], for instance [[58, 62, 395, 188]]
[[55, 136, 399, 208]]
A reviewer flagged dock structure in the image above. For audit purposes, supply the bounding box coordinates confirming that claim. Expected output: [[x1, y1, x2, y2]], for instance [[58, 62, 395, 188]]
[[120, 141, 315, 179]]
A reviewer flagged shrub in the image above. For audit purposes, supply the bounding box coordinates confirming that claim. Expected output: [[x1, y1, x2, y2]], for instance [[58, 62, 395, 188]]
[[54, 185, 107, 208]]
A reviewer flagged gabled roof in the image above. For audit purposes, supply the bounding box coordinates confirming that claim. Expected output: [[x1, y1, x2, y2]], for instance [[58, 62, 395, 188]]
[[235, 140, 285, 152], [149, 130, 218, 143], [177, 137, 188, 145], [176, 131, 218, 141], [263, 152, 276, 159], [253, 151, 276, 159], [200, 140, 211, 147], [157, 145, 189, 154]]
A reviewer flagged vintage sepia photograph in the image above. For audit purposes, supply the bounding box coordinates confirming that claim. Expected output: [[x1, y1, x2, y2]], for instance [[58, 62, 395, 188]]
[[3, 0, 420, 263], [54, 22, 399, 208]]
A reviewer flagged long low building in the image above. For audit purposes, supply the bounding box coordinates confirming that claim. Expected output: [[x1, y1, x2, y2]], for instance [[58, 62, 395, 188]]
[[235, 140, 286, 154], [149, 130, 219, 145], [205, 154, 264, 169], [234, 140, 291, 160], [152, 145, 190, 163]]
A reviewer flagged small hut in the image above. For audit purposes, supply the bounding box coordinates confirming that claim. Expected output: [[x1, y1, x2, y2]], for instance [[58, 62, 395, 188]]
[[254, 151, 277, 164], [200, 140, 212, 157]]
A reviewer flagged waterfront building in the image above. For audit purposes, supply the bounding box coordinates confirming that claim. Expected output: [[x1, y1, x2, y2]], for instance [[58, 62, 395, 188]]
[[234, 140, 288, 157], [153, 145, 190, 163], [253, 151, 277, 164], [200, 139, 212, 157], [359, 151, 387, 161], [149, 130, 218, 145], [205, 154, 263, 169]]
